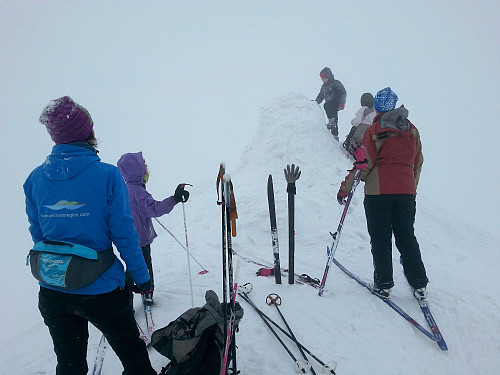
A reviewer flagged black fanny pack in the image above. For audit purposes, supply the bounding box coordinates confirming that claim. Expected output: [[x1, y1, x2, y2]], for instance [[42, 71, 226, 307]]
[[27, 240, 115, 290]]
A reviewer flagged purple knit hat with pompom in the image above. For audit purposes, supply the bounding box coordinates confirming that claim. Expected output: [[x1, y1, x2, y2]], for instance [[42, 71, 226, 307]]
[[39, 96, 94, 144]]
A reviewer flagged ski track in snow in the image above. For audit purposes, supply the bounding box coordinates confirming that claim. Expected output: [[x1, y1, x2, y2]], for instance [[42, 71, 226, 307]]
[[2, 93, 500, 374]]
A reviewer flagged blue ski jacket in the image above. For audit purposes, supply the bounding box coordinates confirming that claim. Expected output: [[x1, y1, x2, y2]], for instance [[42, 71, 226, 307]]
[[23, 144, 151, 295]]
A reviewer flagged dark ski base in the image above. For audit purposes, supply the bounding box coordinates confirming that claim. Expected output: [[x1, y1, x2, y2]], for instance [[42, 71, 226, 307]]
[[267, 175, 282, 284]]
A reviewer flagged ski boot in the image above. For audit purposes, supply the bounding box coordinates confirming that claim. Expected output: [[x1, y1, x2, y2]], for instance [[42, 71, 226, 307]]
[[326, 118, 339, 141], [368, 283, 391, 299]]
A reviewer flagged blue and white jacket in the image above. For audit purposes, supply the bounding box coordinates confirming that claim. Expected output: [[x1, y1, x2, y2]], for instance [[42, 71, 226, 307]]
[[23, 143, 151, 295]]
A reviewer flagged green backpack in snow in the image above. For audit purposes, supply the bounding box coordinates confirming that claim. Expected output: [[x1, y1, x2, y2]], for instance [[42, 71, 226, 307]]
[[152, 290, 243, 375]]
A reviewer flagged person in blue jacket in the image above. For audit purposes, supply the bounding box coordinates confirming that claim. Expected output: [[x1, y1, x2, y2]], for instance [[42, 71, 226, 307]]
[[23, 96, 157, 375]]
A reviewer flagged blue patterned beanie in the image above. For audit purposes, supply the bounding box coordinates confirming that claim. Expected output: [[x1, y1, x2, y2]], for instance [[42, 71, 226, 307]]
[[374, 87, 398, 113]]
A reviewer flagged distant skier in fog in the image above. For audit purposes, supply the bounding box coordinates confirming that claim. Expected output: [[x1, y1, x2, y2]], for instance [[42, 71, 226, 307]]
[[314, 67, 347, 141]]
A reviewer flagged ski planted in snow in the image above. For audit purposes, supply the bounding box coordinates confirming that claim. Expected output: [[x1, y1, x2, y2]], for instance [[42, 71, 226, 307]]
[[217, 165, 239, 375], [284, 164, 301, 285], [318, 169, 362, 296], [332, 257, 438, 343], [267, 174, 282, 284]]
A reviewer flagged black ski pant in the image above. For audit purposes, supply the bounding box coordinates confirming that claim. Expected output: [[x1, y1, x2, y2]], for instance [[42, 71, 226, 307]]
[[38, 286, 156, 375], [323, 100, 339, 121], [324, 100, 339, 137], [364, 194, 428, 290]]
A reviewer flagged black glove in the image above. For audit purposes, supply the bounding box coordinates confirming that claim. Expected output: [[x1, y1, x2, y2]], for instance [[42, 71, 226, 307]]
[[337, 192, 346, 205], [174, 184, 190, 203], [131, 279, 153, 295]]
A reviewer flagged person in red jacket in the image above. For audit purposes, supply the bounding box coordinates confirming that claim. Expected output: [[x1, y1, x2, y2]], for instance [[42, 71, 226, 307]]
[[337, 87, 428, 300]]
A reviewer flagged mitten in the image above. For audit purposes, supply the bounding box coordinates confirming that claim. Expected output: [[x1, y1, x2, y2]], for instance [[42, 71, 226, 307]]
[[174, 184, 190, 203], [349, 143, 368, 170], [132, 279, 153, 295], [337, 192, 347, 205]]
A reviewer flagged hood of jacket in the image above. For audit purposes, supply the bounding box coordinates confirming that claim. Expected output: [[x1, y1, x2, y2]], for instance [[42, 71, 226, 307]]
[[379, 106, 411, 132], [117, 152, 146, 184], [43, 143, 100, 181], [320, 67, 335, 82]]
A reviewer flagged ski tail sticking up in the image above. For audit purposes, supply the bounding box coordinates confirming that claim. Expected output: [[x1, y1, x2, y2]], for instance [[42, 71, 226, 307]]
[[318, 169, 362, 296], [218, 165, 240, 375], [217, 163, 228, 345], [284, 164, 301, 285], [267, 175, 282, 284]]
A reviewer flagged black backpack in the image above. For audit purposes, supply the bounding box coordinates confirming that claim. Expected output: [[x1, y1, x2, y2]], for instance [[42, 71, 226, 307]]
[[152, 290, 243, 375]]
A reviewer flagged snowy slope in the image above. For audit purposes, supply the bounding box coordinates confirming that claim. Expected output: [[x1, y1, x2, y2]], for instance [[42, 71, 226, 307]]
[[3, 93, 499, 375]]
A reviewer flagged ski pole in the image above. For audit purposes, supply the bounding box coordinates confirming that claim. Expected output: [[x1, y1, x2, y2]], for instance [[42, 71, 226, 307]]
[[154, 217, 208, 274], [238, 292, 309, 373], [267, 293, 316, 375], [238, 284, 336, 374], [318, 168, 362, 296], [179, 184, 194, 308]]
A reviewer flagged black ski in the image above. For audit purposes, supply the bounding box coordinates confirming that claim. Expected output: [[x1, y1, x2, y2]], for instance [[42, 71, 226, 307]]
[[267, 175, 282, 284], [284, 164, 301, 285], [217, 164, 239, 375]]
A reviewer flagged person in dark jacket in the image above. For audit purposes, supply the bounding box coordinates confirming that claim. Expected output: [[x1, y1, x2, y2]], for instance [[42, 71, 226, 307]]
[[337, 87, 428, 300], [24, 96, 156, 375], [117, 152, 189, 306], [315, 67, 347, 141]]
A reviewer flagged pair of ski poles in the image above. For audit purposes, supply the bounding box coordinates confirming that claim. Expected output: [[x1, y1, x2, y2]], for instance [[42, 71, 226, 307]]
[[238, 283, 337, 374]]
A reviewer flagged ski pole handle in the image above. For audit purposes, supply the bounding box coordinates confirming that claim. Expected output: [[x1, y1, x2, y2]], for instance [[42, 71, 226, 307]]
[[240, 282, 253, 294], [322, 360, 338, 374], [266, 293, 282, 306]]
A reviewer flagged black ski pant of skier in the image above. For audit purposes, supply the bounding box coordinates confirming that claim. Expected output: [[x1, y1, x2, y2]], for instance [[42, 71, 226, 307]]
[[38, 285, 156, 375], [323, 100, 339, 136], [125, 244, 153, 300], [363, 194, 428, 290]]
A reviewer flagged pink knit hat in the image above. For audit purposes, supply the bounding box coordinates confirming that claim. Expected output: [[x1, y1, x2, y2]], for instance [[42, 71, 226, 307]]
[[39, 96, 94, 144]]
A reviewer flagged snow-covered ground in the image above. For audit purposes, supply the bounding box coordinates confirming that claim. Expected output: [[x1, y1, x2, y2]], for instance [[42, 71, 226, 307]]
[[3, 93, 500, 374], [1, 2, 499, 374]]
